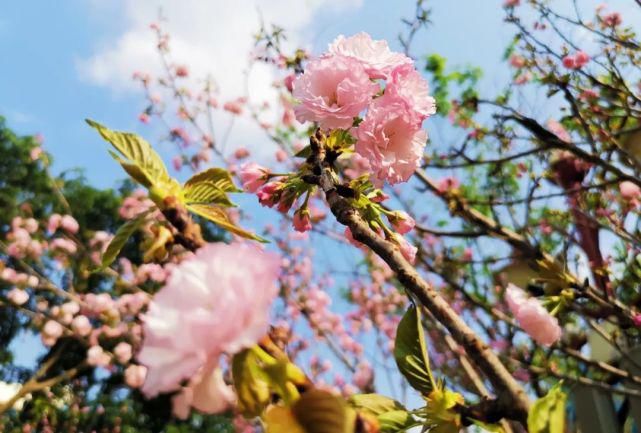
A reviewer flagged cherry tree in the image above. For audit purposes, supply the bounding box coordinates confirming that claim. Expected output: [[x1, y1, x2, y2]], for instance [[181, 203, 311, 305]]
[[3, 1, 641, 432]]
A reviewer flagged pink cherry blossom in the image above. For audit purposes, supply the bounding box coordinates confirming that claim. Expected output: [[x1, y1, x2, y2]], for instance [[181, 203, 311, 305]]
[[239, 162, 268, 193], [327, 32, 412, 79], [7, 288, 29, 306], [509, 54, 526, 68], [114, 342, 133, 364], [42, 320, 64, 346], [171, 362, 235, 419], [275, 149, 288, 162], [505, 284, 562, 346], [352, 361, 374, 389], [390, 211, 415, 234], [620, 181, 641, 206], [547, 119, 571, 143], [293, 55, 379, 130], [30, 146, 43, 161], [384, 64, 436, 120], [72, 315, 92, 336], [601, 12, 622, 27], [396, 235, 417, 264], [124, 364, 147, 388], [87, 345, 111, 367], [138, 242, 280, 406], [562, 51, 590, 70], [234, 148, 250, 160], [355, 99, 427, 184], [47, 214, 62, 233], [60, 215, 79, 234], [175, 65, 189, 78]]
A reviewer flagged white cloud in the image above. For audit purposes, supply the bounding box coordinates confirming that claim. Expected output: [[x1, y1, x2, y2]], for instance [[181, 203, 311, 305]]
[[78, 0, 361, 96], [77, 0, 362, 160]]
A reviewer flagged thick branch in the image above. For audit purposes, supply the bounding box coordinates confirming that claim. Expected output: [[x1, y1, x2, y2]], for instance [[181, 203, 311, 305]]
[[306, 131, 531, 425]]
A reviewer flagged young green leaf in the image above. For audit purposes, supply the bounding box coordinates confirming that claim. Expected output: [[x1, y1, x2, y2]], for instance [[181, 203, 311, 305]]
[[184, 167, 240, 193], [97, 211, 150, 270], [377, 410, 419, 433], [394, 305, 435, 395], [232, 349, 272, 417], [528, 383, 566, 433], [187, 203, 267, 242], [183, 181, 234, 207], [86, 119, 172, 190], [291, 389, 356, 433], [294, 145, 312, 158], [348, 394, 404, 416]]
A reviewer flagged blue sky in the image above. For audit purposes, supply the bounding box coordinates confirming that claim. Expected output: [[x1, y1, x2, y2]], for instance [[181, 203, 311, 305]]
[[0, 0, 515, 188]]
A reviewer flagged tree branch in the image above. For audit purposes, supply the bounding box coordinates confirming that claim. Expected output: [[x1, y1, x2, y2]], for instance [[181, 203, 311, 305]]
[[305, 130, 531, 425]]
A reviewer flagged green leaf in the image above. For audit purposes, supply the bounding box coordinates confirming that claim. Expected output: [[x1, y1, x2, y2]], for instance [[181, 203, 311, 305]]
[[108, 150, 153, 187], [98, 211, 150, 270], [292, 389, 356, 433], [232, 349, 271, 418], [378, 410, 419, 433], [187, 203, 267, 242], [348, 394, 404, 416], [394, 305, 435, 395], [265, 406, 305, 433], [183, 181, 234, 207], [86, 119, 171, 189], [294, 145, 312, 158], [528, 383, 566, 433], [184, 167, 240, 192]]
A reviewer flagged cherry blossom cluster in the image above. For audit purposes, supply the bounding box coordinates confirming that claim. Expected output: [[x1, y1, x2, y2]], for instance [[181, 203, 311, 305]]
[[293, 32, 435, 185]]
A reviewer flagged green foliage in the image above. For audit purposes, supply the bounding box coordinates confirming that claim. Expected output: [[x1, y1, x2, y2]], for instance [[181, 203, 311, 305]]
[[290, 389, 355, 433], [86, 119, 175, 193], [393, 305, 435, 395], [348, 394, 417, 433], [98, 210, 150, 269], [528, 383, 567, 433], [88, 120, 262, 244], [424, 54, 482, 115]]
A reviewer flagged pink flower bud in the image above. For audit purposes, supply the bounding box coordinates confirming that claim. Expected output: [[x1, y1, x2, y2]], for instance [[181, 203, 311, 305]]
[[575, 51, 590, 68], [562, 55, 577, 69], [175, 65, 189, 78], [293, 210, 312, 233], [239, 162, 268, 193], [234, 148, 250, 160], [256, 182, 281, 207], [396, 235, 417, 264], [390, 211, 415, 234]]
